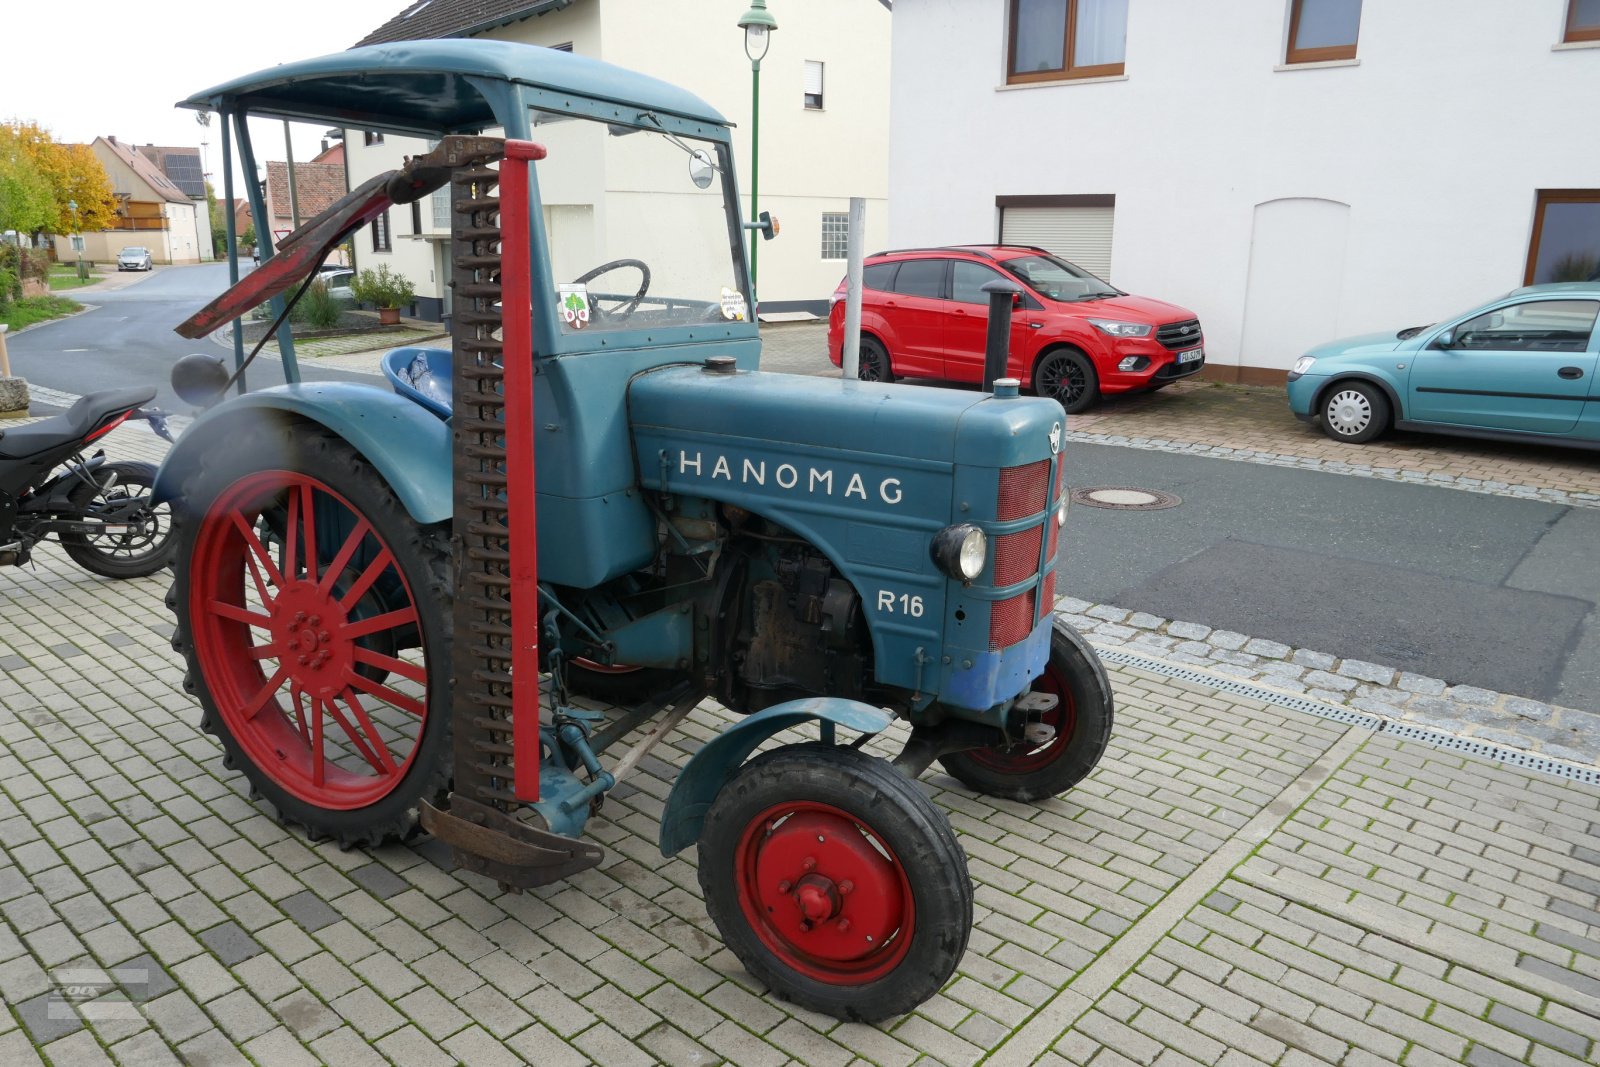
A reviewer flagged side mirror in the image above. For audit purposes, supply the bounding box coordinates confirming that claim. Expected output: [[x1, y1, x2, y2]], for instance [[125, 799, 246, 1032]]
[[1013, 292, 1024, 309], [688, 149, 715, 189], [1431, 328, 1454, 349]]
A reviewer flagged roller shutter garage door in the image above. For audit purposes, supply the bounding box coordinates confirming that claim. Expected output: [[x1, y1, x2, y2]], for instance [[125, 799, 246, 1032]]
[[1000, 205, 1115, 281]]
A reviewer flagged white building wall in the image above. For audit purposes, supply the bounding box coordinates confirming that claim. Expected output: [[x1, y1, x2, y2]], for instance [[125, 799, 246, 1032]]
[[889, 0, 1600, 375], [345, 0, 891, 316], [164, 201, 202, 264]]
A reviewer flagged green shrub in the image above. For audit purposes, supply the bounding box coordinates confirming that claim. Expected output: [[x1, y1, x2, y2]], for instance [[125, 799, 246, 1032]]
[[298, 280, 342, 329], [0, 266, 15, 312], [349, 264, 416, 310]]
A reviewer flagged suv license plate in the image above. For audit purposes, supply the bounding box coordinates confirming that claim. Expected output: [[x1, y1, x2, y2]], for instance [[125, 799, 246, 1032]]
[[1178, 347, 1203, 364]]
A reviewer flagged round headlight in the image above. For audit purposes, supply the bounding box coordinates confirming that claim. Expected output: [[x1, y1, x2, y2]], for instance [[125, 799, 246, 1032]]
[[1057, 494, 1068, 527], [931, 523, 987, 582]]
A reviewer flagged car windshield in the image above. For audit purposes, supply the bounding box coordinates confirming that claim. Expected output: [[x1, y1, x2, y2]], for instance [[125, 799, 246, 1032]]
[[529, 108, 749, 334], [1002, 253, 1117, 301], [122, 248, 144, 256]]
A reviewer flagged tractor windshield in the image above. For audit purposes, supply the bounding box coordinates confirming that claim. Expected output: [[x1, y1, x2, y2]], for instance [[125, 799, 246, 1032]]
[[530, 108, 749, 334]]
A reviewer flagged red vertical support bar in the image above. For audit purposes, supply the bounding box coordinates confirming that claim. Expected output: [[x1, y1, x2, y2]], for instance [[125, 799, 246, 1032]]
[[498, 140, 548, 803]]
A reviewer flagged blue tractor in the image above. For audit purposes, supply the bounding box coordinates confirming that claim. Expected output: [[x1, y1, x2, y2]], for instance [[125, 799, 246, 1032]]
[[158, 41, 1114, 1021]]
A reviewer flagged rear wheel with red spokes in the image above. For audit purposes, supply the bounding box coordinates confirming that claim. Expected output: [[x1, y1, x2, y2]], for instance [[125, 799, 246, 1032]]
[[938, 617, 1114, 802], [170, 423, 451, 845], [698, 744, 972, 1022]]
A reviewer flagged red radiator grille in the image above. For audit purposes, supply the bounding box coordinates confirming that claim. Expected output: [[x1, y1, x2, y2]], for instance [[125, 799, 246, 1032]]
[[997, 460, 1050, 522], [990, 589, 1036, 649], [994, 526, 1043, 587], [1040, 569, 1056, 611]]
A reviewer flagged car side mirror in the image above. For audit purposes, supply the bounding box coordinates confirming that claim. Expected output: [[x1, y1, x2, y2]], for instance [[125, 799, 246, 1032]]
[[1434, 328, 1454, 349], [1012, 292, 1024, 309]]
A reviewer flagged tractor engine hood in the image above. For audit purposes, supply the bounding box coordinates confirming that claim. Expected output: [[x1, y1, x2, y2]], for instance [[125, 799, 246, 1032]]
[[628, 366, 1063, 476]]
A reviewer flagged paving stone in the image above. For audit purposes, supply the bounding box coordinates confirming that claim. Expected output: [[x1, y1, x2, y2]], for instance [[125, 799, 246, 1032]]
[[1486, 1003, 1591, 1058], [198, 921, 263, 966], [14, 991, 83, 1045], [1208, 630, 1248, 650], [1168, 621, 1212, 640], [348, 863, 409, 900], [279, 890, 341, 932], [1291, 649, 1337, 671]]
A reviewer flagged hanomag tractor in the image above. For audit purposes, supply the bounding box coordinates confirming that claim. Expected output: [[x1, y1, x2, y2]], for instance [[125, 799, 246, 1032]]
[[158, 41, 1114, 1022]]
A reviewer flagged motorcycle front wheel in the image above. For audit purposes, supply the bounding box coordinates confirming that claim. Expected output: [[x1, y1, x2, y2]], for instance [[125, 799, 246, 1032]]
[[60, 460, 177, 579]]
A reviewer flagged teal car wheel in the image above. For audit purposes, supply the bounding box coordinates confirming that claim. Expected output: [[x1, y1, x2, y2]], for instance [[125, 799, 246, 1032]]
[[1320, 381, 1390, 444]]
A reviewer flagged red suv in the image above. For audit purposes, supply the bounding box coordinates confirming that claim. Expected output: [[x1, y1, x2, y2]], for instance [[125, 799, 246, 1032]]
[[827, 245, 1204, 413]]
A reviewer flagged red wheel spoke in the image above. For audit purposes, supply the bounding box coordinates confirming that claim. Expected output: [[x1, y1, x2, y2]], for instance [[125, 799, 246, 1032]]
[[326, 694, 396, 775], [299, 483, 319, 584], [282, 488, 301, 579], [209, 600, 273, 628], [352, 646, 426, 685], [230, 512, 284, 588], [248, 642, 284, 661], [242, 548, 277, 610], [316, 517, 372, 597], [340, 607, 416, 641], [343, 669, 425, 718], [289, 685, 311, 747], [337, 548, 395, 613], [241, 666, 289, 721]]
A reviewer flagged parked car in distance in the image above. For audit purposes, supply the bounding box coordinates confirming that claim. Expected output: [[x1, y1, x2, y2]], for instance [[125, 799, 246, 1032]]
[[320, 269, 355, 302], [117, 247, 153, 272], [1286, 282, 1600, 448], [827, 245, 1204, 413]]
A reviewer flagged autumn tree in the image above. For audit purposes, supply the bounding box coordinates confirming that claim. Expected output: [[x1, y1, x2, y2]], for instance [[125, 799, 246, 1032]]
[[0, 143, 54, 236], [0, 121, 118, 236]]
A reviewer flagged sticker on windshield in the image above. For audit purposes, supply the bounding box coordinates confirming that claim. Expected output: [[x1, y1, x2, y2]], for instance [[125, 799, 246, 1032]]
[[719, 287, 748, 322], [559, 284, 591, 329]]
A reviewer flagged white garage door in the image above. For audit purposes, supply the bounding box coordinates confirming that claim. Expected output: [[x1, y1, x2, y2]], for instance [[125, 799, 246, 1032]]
[[1000, 206, 1116, 281]]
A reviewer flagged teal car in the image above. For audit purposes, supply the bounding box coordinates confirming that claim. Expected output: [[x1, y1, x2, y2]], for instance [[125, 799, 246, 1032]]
[[1286, 282, 1600, 447]]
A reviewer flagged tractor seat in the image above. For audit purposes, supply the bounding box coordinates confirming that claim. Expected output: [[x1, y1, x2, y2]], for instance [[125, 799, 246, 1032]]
[[0, 386, 156, 459], [382, 347, 452, 419]]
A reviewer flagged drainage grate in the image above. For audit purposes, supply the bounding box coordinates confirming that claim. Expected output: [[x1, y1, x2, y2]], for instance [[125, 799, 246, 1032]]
[[1096, 647, 1600, 786], [1070, 486, 1182, 511], [1096, 649, 1380, 728], [1379, 722, 1600, 786]]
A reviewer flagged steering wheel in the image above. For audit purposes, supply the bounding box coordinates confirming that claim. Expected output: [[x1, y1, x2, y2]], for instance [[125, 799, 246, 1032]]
[[573, 258, 651, 322]]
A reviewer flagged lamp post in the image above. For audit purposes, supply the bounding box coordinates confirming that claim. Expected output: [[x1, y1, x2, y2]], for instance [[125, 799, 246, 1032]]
[[737, 0, 777, 298], [67, 199, 86, 282]]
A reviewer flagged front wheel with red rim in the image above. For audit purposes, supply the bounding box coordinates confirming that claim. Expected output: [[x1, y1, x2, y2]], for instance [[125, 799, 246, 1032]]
[[938, 617, 1115, 802], [170, 423, 452, 846], [697, 744, 972, 1022]]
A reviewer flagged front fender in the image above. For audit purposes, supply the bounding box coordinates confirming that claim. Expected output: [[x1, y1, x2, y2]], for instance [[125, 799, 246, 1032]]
[[657, 698, 893, 856], [152, 383, 451, 525]]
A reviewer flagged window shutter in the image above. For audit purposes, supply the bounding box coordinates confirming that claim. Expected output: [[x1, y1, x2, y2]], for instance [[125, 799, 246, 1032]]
[[804, 61, 824, 95], [1000, 205, 1116, 280]]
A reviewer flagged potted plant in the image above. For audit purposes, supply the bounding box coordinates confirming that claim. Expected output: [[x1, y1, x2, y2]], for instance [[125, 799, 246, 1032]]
[[349, 264, 416, 325]]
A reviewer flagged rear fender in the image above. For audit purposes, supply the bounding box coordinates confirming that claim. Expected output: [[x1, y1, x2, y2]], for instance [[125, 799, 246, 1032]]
[[152, 383, 451, 524], [657, 698, 893, 856]]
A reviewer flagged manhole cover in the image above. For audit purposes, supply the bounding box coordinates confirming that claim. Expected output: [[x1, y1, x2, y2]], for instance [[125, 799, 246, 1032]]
[[1069, 486, 1182, 511]]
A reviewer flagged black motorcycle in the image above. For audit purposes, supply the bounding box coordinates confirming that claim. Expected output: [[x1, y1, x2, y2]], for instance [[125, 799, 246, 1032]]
[[0, 387, 176, 579]]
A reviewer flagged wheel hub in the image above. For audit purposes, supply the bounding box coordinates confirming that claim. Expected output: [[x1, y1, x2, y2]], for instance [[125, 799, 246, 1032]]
[[750, 810, 902, 961], [270, 582, 352, 697]]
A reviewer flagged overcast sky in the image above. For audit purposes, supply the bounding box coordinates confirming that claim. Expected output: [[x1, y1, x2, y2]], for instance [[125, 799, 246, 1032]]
[[0, 0, 410, 197]]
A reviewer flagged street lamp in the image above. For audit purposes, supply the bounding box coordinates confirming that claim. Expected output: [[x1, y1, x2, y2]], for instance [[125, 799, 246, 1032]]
[[67, 199, 86, 282], [737, 0, 777, 298]]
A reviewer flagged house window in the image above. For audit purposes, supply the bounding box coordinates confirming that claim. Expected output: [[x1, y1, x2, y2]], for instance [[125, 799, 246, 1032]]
[[411, 201, 422, 234], [1567, 0, 1600, 42], [431, 187, 452, 229], [1525, 191, 1600, 285], [1286, 0, 1362, 65], [1007, 0, 1127, 84], [804, 61, 825, 109], [363, 130, 385, 146], [821, 212, 848, 259], [372, 209, 391, 252]]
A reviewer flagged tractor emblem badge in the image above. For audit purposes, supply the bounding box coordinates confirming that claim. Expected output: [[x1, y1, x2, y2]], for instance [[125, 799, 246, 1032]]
[[558, 284, 591, 329], [1049, 421, 1062, 454]]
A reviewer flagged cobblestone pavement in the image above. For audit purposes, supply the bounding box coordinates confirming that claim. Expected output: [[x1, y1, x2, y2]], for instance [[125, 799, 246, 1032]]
[[1055, 597, 1600, 771], [0, 422, 1596, 1064]]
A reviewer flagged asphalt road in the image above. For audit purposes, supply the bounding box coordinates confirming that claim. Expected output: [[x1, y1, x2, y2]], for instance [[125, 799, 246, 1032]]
[[1059, 441, 1600, 710], [7, 263, 378, 410]]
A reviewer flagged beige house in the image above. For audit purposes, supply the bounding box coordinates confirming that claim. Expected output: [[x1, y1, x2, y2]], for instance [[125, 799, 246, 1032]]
[[53, 137, 204, 265], [344, 0, 891, 322]]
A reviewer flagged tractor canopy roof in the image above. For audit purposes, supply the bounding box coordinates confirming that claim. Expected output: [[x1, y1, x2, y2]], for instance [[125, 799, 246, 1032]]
[[179, 39, 728, 137]]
